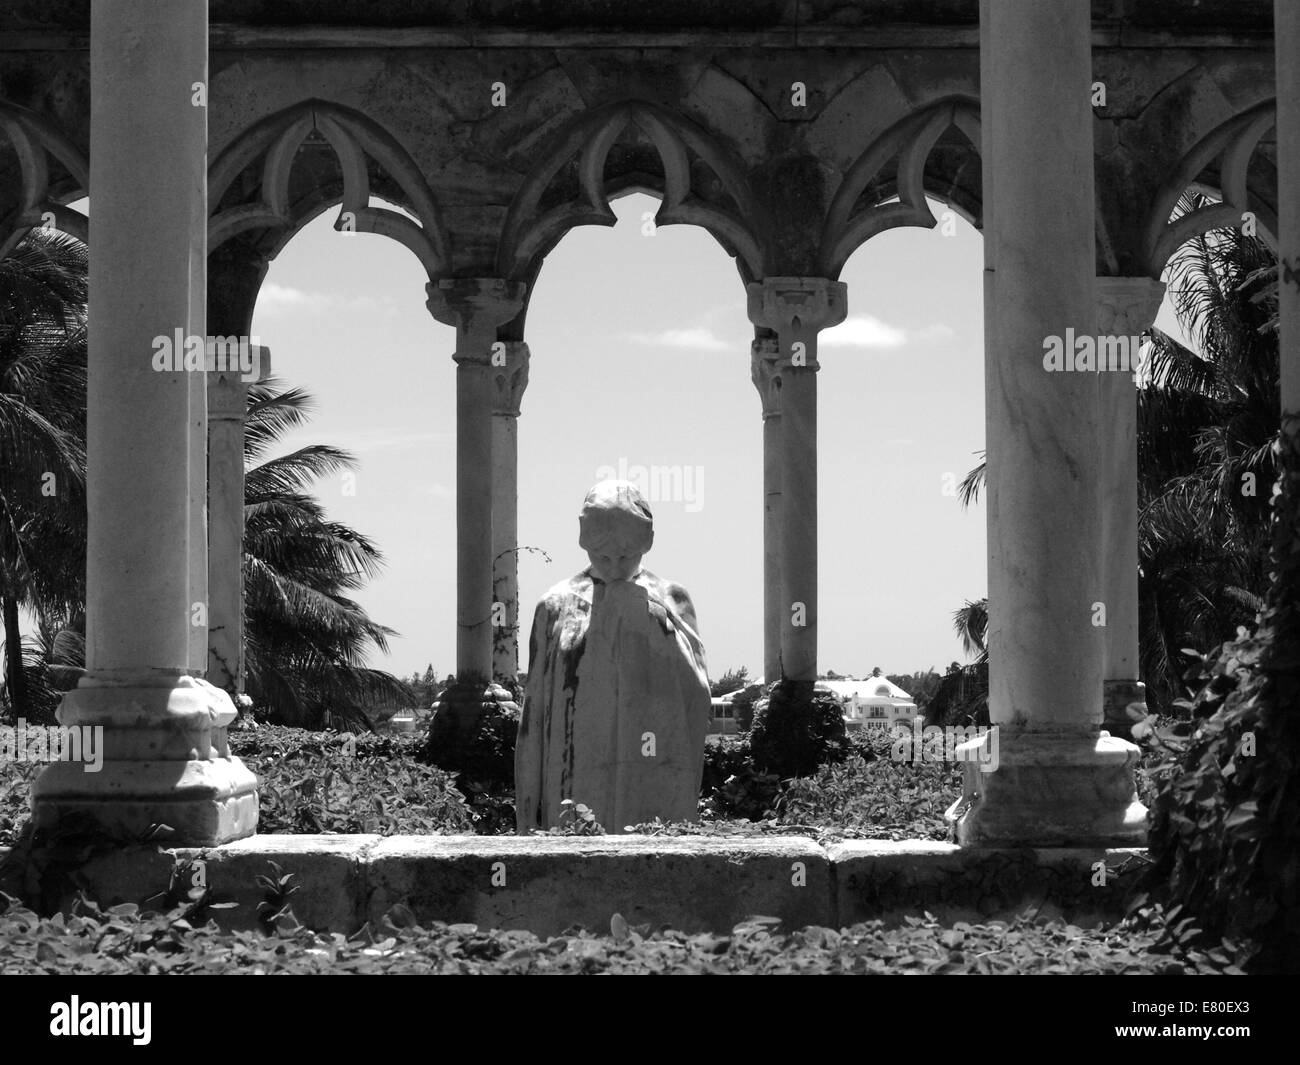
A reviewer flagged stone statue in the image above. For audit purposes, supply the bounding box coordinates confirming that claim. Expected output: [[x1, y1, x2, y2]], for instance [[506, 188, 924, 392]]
[[515, 480, 711, 832]]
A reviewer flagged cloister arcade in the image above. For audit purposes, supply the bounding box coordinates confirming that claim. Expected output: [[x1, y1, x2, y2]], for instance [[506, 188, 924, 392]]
[[0, 0, 1294, 847]]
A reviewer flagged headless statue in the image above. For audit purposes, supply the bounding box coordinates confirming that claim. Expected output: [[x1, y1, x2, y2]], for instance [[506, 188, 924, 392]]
[[515, 480, 711, 832]]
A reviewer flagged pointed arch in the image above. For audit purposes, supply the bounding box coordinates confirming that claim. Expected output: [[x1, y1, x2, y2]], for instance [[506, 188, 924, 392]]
[[0, 102, 89, 257], [1143, 101, 1277, 277], [495, 100, 766, 285], [818, 97, 981, 279], [208, 100, 448, 278]]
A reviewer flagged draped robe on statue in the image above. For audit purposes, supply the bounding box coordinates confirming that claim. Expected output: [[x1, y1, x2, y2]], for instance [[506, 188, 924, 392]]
[[515, 568, 712, 832]]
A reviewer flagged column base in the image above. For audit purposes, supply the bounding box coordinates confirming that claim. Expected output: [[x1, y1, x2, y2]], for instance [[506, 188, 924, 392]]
[[952, 729, 1147, 847], [424, 680, 520, 780], [30, 673, 258, 846], [1102, 678, 1147, 740]]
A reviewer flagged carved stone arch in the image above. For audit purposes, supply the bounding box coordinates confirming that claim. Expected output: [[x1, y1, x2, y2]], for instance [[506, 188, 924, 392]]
[[818, 97, 982, 279], [208, 100, 448, 278], [1142, 101, 1278, 278], [0, 102, 89, 257], [495, 100, 767, 289]]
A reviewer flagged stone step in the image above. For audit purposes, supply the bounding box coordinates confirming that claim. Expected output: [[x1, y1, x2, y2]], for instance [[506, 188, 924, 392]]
[[0, 837, 1148, 936]]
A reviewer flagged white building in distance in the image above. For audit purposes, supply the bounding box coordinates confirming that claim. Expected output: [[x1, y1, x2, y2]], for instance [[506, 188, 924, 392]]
[[816, 675, 921, 732]]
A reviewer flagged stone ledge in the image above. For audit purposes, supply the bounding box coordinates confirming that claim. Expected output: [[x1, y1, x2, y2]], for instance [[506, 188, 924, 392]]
[[176, 834, 383, 932], [2, 835, 1153, 936], [830, 841, 1149, 928], [365, 835, 831, 936]]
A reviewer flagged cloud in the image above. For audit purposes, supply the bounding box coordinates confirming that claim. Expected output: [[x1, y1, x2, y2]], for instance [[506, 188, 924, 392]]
[[257, 282, 399, 318], [822, 315, 907, 348], [625, 326, 732, 352], [821, 315, 954, 349], [623, 316, 955, 353]]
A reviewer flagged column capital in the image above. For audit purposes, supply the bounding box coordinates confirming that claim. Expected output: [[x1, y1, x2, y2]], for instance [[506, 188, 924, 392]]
[[208, 344, 271, 418], [750, 336, 782, 418], [746, 277, 848, 337], [1095, 276, 1166, 336], [426, 278, 526, 356], [491, 340, 531, 417]]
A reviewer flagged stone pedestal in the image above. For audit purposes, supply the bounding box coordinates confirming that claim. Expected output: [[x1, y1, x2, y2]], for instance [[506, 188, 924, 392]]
[[1095, 277, 1166, 738], [490, 341, 530, 685], [746, 278, 847, 683], [33, 674, 258, 845], [750, 335, 782, 683], [959, 0, 1145, 845], [32, 0, 257, 846], [955, 731, 1147, 847]]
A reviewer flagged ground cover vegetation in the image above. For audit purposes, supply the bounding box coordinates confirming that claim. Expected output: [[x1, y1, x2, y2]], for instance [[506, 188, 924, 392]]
[[0, 893, 1239, 975]]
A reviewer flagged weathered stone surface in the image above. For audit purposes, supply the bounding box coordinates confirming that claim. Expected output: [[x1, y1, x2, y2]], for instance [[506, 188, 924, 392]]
[[0, 2, 1273, 279], [829, 841, 1147, 928], [56, 845, 178, 914], [10, 834, 1164, 935], [173, 834, 380, 932], [365, 835, 831, 935], [954, 732, 1148, 847]]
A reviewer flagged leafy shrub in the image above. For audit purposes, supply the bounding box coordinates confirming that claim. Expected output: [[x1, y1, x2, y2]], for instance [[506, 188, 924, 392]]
[[1134, 422, 1300, 974], [749, 679, 848, 779], [231, 726, 476, 835], [0, 753, 39, 847], [774, 731, 958, 840], [1139, 627, 1299, 972]]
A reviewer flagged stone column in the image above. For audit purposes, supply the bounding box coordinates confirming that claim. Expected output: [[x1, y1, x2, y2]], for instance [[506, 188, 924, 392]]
[[746, 279, 847, 682], [957, 0, 1145, 846], [750, 335, 782, 683], [490, 341, 530, 686], [206, 248, 270, 695], [426, 279, 526, 685], [32, 0, 257, 845], [207, 346, 271, 694], [1095, 277, 1166, 737], [425, 279, 526, 769]]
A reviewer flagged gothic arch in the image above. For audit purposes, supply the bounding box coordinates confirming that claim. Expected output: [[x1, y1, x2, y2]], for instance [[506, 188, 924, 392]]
[[818, 97, 982, 279], [1142, 101, 1278, 277], [495, 100, 767, 289], [0, 102, 89, 257], [208, 100, 448, 278]]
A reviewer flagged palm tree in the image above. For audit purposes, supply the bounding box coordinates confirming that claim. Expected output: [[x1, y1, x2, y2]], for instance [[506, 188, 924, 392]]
[[925, 600, 989, 726], [242, 380, 413, 729], [1136, 194, 1277, 709], [0, 228, 88, 722]]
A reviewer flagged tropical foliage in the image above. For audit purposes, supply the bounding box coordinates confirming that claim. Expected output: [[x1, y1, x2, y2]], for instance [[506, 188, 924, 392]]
[[242, 382, 412, 729], [924, 602, 989, 727], [0, 228, 87, 724], [1136, 198, 1278, 712]]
